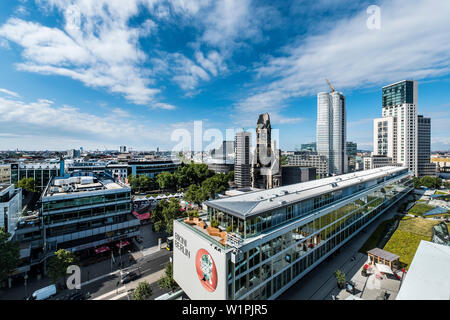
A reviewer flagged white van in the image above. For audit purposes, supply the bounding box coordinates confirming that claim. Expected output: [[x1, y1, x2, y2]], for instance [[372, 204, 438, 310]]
[[28, 284, 57, 300]]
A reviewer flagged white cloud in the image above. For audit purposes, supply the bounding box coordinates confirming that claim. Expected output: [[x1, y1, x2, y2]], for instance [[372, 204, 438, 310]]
[[0, 94, 172, 149], [0, 1, 160, 106], [0, 88, 20, 98], [237, 0, 450, 113]]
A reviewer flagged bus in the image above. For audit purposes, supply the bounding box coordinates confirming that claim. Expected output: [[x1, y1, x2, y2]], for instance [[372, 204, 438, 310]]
[[166, 236, 174, 251]]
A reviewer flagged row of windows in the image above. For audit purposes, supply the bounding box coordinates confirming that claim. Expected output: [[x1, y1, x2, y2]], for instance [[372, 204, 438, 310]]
[[43, 192, 130, 212]]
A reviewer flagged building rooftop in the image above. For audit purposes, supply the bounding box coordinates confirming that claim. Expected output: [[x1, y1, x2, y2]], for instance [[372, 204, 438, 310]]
[[205, 166, 407, 218], [42, 173, 129, 198], [396, 240, 450, 300]]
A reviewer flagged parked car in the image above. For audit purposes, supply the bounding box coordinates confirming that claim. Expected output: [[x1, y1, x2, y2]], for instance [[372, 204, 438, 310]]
[[120, 271, 140, 284], [27, 284, 57, 300]]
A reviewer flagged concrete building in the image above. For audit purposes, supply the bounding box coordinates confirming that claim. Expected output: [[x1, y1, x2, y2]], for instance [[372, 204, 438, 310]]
[[374, 80, 419, 175], [0, 184, 22, 240], [281, 166, 316, 186], [363, 155, 401, 171], [120, 146, 127, 153], [0, 164, 11, 184], [173, 166, 413, 300], [251, 113, 282, 189], [317, 91, 348, 175], [235, 131, 251, 188], [286, 152, 328, 179], [396, 240, 450, 300], [417, 115, 436, 176]]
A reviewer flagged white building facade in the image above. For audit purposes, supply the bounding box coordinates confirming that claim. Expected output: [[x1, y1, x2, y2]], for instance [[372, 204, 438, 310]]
[[0, 184, 22, 239], [374, 80, 419, 175]]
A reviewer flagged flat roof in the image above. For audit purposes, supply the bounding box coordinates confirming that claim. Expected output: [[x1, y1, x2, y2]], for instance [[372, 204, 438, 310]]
[[396, 241, 450, 300], [43, 174, 129, 198], [205, 166, 408, 218], [367, 248, 399, 262]]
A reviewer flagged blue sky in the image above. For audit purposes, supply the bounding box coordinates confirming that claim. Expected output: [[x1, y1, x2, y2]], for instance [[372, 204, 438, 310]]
[[0, 0, 449, 152]]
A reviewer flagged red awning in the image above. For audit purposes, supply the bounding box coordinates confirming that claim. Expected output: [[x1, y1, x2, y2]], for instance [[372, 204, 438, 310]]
[[95, 246, 110, 254], [116, 241, 130, 248], [138, 212, 151, 220]]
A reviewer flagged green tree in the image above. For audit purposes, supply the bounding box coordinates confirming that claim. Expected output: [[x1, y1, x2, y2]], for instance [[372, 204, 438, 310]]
[[0, 228, 20, 282], [46, 249, 79, 284], [281, 155, 288, 166], [184, 184, 208, 205], [151, 198, 182, 234], [133, 281, 153, 300], [157, 171, 177, 190], [158, 262, 178, 292], [17, 177, 37, 193]]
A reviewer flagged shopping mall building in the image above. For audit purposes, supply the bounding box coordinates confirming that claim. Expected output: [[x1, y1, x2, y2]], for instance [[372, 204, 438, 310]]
[[173, 166, 413, 300]]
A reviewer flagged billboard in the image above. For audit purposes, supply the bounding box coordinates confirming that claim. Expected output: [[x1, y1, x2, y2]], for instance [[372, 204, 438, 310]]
[[173, 221, 228, 300]]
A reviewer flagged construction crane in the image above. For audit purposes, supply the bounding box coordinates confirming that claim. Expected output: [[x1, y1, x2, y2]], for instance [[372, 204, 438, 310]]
[[325, 78, 335, 93]]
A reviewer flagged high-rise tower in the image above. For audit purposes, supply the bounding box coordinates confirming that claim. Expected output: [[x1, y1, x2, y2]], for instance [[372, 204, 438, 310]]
[[316, 90, 347, 175]]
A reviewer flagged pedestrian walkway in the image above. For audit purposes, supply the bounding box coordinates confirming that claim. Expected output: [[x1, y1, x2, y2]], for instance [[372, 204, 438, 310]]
[[92, 269, 165, 300]]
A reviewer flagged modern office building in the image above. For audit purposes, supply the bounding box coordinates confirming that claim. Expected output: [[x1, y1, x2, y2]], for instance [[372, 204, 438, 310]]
[[120, 146, 127, 153], [173, 166, 412, 300], [10, 162, 61, 191], [235, 131, 251, 188], [127, 160, 180, 178], [374, 80, 419, 175], [281, 166, 316, 186], [251, 113, 282, 189], [417, 115, 436, 176], [39, 172, 139, 255], [0, 184, 22, 240], [346, 142, 357, 156], [68, 162, 129, 181], [317, 91, 348, 175], [286, 152, 328, 178], [12, 172, 140, 276]]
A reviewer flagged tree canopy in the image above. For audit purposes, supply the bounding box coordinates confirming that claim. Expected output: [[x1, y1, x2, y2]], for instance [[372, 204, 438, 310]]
[[46, 249, 79, 284], [17, 177, 37, 193], [133, 281, 153, 300], [0, 228, 20, 281], [151, 198, 183, 234], [413, 176, 442, 189], [158, 262, 178, 292]]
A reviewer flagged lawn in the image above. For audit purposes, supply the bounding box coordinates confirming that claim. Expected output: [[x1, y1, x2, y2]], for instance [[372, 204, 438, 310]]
[[358, 215, 401, 254], [383, 230, 428, 270], [382, 217, 449, 270], [408, 203, 435, 216]]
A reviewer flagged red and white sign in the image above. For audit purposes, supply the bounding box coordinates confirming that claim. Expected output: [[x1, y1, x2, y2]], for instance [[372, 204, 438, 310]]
[[195, 249, 218, 292]]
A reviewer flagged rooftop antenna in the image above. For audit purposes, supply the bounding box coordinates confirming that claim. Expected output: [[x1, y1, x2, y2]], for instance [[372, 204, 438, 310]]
[[325, 78, 335, 93]]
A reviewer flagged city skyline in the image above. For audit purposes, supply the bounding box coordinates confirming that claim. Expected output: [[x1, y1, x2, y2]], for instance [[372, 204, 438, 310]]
[[0, 1, 450, 152]]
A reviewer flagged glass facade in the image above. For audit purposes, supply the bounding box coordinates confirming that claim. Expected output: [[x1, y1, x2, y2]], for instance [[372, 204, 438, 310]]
[[382, 81, 414, 108], [222, 171, 412, 300], [208, 168, 407, 240]]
